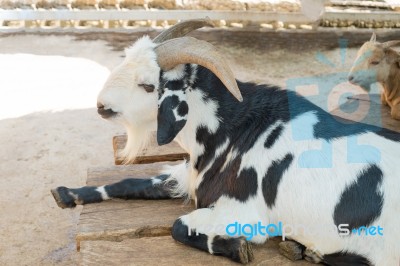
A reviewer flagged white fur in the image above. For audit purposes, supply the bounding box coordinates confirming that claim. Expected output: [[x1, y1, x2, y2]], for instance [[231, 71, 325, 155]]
[[96, 186, 110, 200], [175, 89, 221, 166], [97, 36, 159, 163], [220, 147, 238, 173], [151, 177, 162, 185], [162, 64, 186, 81], [162, 162, 193, 199]]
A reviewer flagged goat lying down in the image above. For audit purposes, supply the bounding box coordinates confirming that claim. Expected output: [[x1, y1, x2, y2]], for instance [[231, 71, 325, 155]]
[[52, 20, 400, 265], [349, 33, 400, 120]]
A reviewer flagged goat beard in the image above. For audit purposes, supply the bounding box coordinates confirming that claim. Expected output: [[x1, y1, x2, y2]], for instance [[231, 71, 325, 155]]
[[120, 122, 152, 164]]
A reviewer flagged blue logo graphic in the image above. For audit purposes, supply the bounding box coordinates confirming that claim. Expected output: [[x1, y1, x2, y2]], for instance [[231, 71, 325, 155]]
[[286, 39, 381, 168], [351, 225, 384, 236]]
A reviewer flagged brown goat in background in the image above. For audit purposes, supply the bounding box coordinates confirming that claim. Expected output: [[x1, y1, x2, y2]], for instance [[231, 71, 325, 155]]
[[349, 33, 400, 120]]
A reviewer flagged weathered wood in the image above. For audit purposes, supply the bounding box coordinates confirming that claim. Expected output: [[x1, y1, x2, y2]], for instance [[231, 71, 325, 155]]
[[80, 236, 312, 265], [85, 161, 181, 186], [336, 93, 400, 133], [77, 162, 194, 250], [113, 133, 188, 165]]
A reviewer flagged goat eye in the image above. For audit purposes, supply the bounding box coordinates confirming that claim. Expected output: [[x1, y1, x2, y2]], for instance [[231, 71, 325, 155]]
[[370, 61, 380, 65], [138, 84, 155, 93]]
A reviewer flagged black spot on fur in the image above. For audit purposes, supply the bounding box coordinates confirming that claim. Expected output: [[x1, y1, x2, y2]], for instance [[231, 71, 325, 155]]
[[157, 95, 187, 145], [166, 95, 180, 108], [264, 124, 283, 148], [166, 79, 185, 91], [322, 251, 371, 266], [262, 153, 294, 208], [333, 164, 383, 231], [177, 101, 189, 117], [375, 127, 400, 142], [196, 152, 258, 208], [313, 115, 374, 141]]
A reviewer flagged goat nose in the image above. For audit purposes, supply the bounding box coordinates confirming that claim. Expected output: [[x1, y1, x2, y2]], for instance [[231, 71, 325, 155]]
[[348, 75, 354, 82], [97, 102, 104, 109]]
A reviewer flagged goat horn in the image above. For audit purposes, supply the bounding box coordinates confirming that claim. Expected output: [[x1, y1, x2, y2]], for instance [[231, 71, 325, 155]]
[[370, 32, 376, 42], [155, 37, 243, 102], [382, 41, 400, 49], [153, 18, 214, 44]]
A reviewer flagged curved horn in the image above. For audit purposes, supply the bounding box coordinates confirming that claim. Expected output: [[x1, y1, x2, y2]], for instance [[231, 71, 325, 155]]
[[153, 18, 214, 44], [370, 32, 376, 43], [382, 40, 400, 49], [155, 37, 243, 102]]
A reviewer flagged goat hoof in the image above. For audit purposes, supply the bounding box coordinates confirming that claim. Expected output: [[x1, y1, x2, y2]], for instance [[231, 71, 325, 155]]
[[234, 237, 254, 264], [304, 247, 323, 263], [51, 187, 77, 209], [279, 240, 304, 261], [246, 241, 254, 262]]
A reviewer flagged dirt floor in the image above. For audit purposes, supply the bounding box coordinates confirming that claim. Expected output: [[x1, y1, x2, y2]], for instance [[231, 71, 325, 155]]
[[0, 29, 396, 265]]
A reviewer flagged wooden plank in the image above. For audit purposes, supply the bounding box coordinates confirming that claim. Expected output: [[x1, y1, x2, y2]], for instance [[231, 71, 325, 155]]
[[113, 133, 188, 165], [80, 236, 312, 265], [85, 161, 182, 186], [334, 93, 400, 133], [77, 162, 194, 250]]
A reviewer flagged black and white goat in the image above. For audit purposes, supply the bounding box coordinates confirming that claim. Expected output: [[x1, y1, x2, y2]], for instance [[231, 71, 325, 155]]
[[52, 19, 400, 265]]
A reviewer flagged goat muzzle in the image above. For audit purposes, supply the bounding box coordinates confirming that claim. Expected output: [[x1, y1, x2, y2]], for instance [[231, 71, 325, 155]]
[[97, 102, 118, 119]]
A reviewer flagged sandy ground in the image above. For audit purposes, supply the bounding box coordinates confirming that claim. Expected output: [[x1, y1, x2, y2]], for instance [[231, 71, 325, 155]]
[[0, 33, 363, 265]]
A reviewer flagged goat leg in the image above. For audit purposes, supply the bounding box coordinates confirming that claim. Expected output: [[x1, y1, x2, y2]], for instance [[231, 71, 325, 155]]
[[51, 174, 176, 208], [172, 211, 255, 264]]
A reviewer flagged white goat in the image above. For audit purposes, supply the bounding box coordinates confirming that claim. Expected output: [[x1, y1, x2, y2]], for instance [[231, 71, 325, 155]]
[[52, 20, 400, 265]]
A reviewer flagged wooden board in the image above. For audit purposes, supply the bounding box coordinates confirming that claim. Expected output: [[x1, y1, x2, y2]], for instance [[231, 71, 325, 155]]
[[76, 162, 194, 250], [335, 94, 400, 133], [80, 236, 312, 266], [113, 133, 188, 165]]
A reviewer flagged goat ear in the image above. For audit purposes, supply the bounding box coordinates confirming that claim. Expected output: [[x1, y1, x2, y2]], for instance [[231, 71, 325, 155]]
[[157, 92, 188, 145], [370, 32, 377, 43]]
